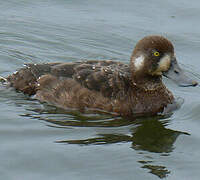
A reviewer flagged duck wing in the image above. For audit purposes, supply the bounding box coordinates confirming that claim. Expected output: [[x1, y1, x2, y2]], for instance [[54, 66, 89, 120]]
[[51, 60, 131, 98]]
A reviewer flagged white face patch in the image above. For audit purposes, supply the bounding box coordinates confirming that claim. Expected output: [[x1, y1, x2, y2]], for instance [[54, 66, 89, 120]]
[[158, 54, 171, 72], [134, 55, 145, 71], [151, 54, 171, 76]]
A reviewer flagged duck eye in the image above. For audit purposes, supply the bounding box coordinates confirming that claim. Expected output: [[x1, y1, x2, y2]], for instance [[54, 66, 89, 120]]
[[153, 51, 160, 57]]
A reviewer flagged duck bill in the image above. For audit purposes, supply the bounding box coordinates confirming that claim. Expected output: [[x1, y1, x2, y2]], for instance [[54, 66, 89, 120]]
[[163, 57, 198, 87]]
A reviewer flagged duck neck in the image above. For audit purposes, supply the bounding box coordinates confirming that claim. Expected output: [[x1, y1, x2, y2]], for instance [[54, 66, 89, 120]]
[[131, 73, 163, 91]]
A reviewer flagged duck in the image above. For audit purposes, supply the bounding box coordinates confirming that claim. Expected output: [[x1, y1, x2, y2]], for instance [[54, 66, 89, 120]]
[[4, 35, 198, 117]]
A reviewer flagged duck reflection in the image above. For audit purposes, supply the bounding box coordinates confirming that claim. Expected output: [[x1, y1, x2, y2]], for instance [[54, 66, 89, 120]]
[[23, 105, 189, 179], [51, 114, 188, 179], [54, 116, 188, 154]]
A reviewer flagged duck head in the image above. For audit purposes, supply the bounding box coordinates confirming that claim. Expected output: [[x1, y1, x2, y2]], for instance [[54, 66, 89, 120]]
[[130, 35, 198, 87]]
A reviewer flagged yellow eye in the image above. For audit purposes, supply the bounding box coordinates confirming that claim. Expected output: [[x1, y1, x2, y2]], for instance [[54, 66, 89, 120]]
[[153, 51, 160, 57]]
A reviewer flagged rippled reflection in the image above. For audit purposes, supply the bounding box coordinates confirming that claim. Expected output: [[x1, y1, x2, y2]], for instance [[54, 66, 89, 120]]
[[23, 104, 189, 178], [139, 162, 170, 179], [52, 116, 188, 153]]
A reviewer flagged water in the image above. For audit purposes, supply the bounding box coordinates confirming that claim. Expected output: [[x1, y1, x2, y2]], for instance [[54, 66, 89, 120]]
[[0, 0, 200, 179]]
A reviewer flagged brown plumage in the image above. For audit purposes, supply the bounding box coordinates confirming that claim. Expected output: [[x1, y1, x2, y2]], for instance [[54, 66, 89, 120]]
[[6, 35, 197, 117]]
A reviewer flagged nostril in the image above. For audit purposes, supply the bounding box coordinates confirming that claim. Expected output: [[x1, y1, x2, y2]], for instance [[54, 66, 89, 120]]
[[192, 80, 198, 86], [174, 70, 179, 74]]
